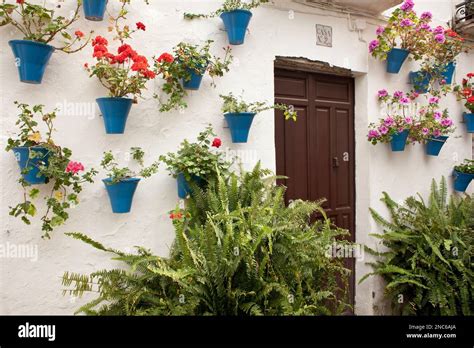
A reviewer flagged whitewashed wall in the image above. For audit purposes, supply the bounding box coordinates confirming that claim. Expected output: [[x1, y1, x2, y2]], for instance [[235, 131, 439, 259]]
[[0, 0, 472, 315]]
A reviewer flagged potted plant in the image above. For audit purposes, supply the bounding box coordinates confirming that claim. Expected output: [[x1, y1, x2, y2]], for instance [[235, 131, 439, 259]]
[[5, 102, 97, 239], [453, 159, 474, 192], [184, 0, 269, 45], [154, 41, 232, 112], [0, 0, 89, 84], [415, 98, 455, 156], [159, 126, 230, 199], [220, 93, 297, 143], [101, 147, 159, 213], [82, 0, 107, 21], [85, 33, 156, 134], [454, 72, 474, 132], [367, 90, 418, 152], [369, 0, 431, 73]]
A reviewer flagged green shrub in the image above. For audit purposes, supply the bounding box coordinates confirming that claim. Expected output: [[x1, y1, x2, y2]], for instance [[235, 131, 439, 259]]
[[62, 164, 352, 315], [361, 178, 474, 315]]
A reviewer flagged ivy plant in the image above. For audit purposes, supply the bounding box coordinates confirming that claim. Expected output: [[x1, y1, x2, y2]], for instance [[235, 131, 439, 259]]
[[5, 102, 97, 239], [101, 147, 159, 184], [220, 92, 297, 120], [184, 0, 269, 19], [0, 0, 90, 52]]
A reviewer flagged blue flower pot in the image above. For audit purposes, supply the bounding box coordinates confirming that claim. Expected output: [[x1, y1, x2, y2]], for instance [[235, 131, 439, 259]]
[[440, 62, 455, 85], [9, 40, 54, 84], [96, 97, 133, 134], [426, 136, 448, 156], [12, 146, 50, 185], [103, 178, 140, 213], [177, 173, 203, 199], [453, 170, 474, 192], [182, 66, 206, 90], [390, 130, 409, 152], [225, 112, 256, 143], [409, 71, 431, 94], [464, 113, 474, 133], [83, 0, 107, 21], [386, 48, 409, 74], [220, 10, 253, 45]]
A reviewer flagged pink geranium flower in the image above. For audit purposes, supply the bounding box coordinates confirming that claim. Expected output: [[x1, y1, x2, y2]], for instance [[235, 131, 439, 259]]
[[66, 161, 85, 174]]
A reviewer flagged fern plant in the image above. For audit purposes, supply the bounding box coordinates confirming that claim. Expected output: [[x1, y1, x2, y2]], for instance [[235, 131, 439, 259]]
[[361, 177, 474, 315], [63, 163, 352, 315]]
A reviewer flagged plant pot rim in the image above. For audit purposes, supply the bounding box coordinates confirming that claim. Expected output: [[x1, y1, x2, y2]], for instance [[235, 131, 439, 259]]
[[390, 47, 409, 52], [103, 177, 141, 184], [454, 169, 474, 176], [220, 9, 253, 16], [96, 97, 134, 102], [224, 112, 257, 117], [9, 39, 55, 49], [428, 135, 449, 141], [12, 145, 49, 151]]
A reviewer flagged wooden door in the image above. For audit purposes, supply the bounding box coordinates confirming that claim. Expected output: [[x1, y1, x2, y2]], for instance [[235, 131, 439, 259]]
[[274, 68, 355, 307]]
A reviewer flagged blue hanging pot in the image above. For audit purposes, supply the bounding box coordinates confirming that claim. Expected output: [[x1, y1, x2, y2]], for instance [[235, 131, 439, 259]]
[[453, 170, 474, 192], [386, 48, 409, 74], [176, 172, 203, 199], [225, 112, 256, 143], [96, 97, 133, 134], [426, 136, 448, 156], [182, 65, 207, 90], [409, 70, 431, 94], [440, 61, 455, 85], [220, 10, 253, 45], [103, 178, 140, 213], [12, 146, 50, 185], [464, 113, 474, 133], [390, 129, 409, 152], [9, 40, 54, 84], [83, 0, 107, 21]]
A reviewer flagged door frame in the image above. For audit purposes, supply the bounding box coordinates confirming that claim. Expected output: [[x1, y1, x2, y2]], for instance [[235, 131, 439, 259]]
[[274, 59, 356, 309]]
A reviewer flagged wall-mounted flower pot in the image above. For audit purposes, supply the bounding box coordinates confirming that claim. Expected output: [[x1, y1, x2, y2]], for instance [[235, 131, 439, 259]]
[[453, 170, 474, 192], [386, 48, 409, 74], [464, 113, 474, 133], [103, 178, 140, 213], [12, 146, 49, 185], [409, 71, 431, 94], [9, 40, 54, 84], [225, 112, 256, 143], [390, 129, 409, 152], [426, 136, 448, 156], [440, 61, 455, 85], [220, 9, 253, 45], [182, 66, 206, 90], [96, 97, 133, 134], [177, 172, 203, 199], [83, 0, 107, 21]]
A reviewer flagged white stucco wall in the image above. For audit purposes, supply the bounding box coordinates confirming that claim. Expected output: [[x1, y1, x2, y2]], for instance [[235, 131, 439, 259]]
[[0, 0, 472, 315]]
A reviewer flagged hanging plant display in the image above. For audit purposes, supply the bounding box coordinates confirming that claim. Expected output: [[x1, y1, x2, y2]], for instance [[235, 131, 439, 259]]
[[101, 147, 159, 213], [369, 0, 432, 73], [220, 93, 297, 143], [454, 73, 474, 133], [367, 89, 420, 151], [184, 0, 269, 45], [154, 40, 232, 112], [0, 0, 90, 84], [5, 102, 97, 239], [159, 126, 230, 199], [82, 0, 108, 21]]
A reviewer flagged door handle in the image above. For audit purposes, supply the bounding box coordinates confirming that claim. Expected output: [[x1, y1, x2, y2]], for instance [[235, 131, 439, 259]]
[[332, 157, 340, 168]]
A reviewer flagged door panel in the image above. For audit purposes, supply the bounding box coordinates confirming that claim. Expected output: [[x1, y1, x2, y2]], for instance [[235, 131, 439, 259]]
[[275, 68, 355, 308]]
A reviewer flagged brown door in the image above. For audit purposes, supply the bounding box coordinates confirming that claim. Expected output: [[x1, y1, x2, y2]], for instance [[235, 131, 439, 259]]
[[274, 68, 355, 307]]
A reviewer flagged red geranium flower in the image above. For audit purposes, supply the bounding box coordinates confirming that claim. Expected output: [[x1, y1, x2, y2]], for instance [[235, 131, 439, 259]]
[[467, 73, 474, 78], [16, 0, 24, 4], [463, 89, 472, 97], [136, 22, 146, 31], [75, 30, 84, 38], [157, 53, 174, 63], [92, 35, 108, 46], [212, 138, 222, 148], [467, 96, 474, 104]]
